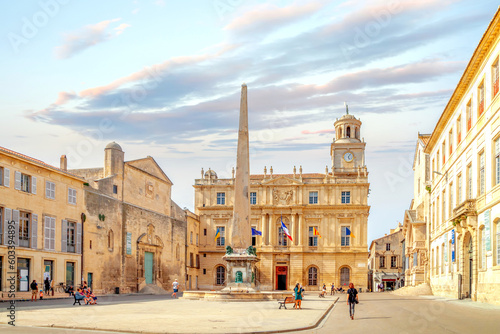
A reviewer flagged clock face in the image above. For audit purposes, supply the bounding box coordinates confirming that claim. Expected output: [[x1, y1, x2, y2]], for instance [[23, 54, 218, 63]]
[[344, 152, 354, 162]]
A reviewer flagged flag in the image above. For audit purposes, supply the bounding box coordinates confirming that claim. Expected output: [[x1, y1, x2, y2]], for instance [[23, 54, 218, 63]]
[[251, 227, 262, 236], [346, 227, 355, 238], [215, 228, 221, 241], [313, 227, 322, 238], [280, 215, 293, 242]]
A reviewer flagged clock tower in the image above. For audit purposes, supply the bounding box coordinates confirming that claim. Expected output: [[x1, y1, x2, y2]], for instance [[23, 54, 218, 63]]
[[331, 110, 367, 174]]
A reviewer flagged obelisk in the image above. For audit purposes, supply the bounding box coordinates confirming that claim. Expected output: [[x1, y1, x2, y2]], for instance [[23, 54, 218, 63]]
[[230, 83, 251, 249]]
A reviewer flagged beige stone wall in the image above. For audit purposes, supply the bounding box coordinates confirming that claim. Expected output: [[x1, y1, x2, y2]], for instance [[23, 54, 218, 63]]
[[0, 149, 85, 292]]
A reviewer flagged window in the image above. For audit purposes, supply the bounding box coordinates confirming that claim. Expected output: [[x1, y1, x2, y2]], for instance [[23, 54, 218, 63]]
[[493, 57, 499, 97], [308, 226, 318, 247], [250, 192, 257, 205], [108, 229, 114, 251], [252, 226, 256, 246], [45, 181, 55, 199], [478, 81, 485, 116], [442, 142, 446, 164], [467, 164, 473, 199], [44, 216, 56, 251], [442, 190, 446, 222], [481, 228, 486, 269], [19, 212, 30, 248], [190, 253, 194, 267], [216, 192, 225, 205], [341, 191, 351, 204], [196, 233, 199, 246], [113, 185, 118, 194], [457, 174, 462, 205], [21, 173, 30, 192], [67, 221, 76, 253], [449, 182, 454, 214], [413, 253, 418, 267], [496, 221, 500, 266], [0, 208, 2, 245], [379, 256, 385, 268], [479, 151, 485, 195], [496, 138, 500, 185], [216, 226, 225, 246], [308, 267, 318, 286], [204, 228, 207, 236], [391, 256, 397, 268], [386, 243, 390, 251], [14, 171, 36, 194], [68, 188, 76, 205], [341, 226, 350, 246], [203, 268, 206, 275], [278, 226, 288, 246], [466, 100, 472, 131], [309, 191, 318, 204], [449, 130, 453, 155], [66, 262, 75, 287], [196, 254, 200, 268], [216, 266, 225, 285], [431, 159, 435, 180], [457, 116, 462, 144], [190, 231, 193, 244], [437, 150, 440, 170], [346, 126, 351, 138], [441, 244, 445, 274]]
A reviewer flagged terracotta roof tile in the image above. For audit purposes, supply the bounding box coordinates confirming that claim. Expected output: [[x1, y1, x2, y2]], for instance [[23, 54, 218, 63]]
[[0, 146, 83, 180]]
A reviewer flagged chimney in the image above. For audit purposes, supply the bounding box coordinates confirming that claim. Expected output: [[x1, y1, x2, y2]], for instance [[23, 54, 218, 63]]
[[60, 155, 68, 171]]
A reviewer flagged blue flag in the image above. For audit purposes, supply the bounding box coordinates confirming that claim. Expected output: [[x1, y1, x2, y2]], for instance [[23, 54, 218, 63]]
[[251, 227, 262, 236]]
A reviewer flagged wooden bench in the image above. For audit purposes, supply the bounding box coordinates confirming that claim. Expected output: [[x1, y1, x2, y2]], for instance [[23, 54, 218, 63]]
[[278, 296, 295, 309], [73, 294, 82, 305]]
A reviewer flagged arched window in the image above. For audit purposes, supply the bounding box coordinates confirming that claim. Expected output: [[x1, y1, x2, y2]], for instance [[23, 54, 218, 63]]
[[216, 266, 225, 285], [339, 127, 342, 138], [346, 126, 351, 138], [108, 229, 114, 251], [340, 267, 350, 287], [308, 267, 318, 286]]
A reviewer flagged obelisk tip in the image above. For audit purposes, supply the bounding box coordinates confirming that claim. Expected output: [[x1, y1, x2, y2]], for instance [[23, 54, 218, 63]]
[[242, 82, 247, 87]]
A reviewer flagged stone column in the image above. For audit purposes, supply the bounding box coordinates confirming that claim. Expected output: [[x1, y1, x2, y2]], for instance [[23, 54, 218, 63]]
[[261, 214, 267, 246], [298, 215, 304, 246], [291, 214, 296, 246]]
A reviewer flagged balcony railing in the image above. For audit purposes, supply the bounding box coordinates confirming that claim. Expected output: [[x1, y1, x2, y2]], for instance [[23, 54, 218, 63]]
[[452, 199, 477, 220]]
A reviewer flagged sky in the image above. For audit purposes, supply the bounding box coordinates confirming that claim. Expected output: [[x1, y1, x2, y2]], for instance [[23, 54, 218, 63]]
[[1, 0, 499, 244]]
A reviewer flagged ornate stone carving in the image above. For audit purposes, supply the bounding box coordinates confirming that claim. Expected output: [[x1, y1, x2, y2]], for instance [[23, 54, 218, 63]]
[[147, 224, 155, 244], [146, 182, 154, 198], [272, 189, 293, 205]]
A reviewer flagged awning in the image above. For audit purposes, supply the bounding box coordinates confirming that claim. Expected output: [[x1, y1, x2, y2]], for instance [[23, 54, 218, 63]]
[[383, 279, 396, 282]]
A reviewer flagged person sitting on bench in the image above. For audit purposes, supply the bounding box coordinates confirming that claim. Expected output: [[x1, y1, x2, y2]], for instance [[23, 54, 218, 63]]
[[74, 288, 85, 305]]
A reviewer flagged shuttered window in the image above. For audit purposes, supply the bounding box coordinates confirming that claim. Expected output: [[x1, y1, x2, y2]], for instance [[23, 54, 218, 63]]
[[46, 181, 55, 199], [44, 216, 56, 251], [68, 188, 77, 205]]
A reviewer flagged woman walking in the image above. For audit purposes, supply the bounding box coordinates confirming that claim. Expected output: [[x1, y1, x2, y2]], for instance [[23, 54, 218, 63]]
[[346, 283, 359, 320], [294, 283, 302, 309]]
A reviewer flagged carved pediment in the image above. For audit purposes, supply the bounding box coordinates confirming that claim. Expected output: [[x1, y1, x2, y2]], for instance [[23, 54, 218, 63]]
[[262, 176, 303, 185]]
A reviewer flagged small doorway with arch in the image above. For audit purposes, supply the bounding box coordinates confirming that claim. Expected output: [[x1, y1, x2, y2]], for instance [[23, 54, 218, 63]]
[[340, 267, 350, 288], [275, 266, 288, 290], [462, 232, 473, 298]]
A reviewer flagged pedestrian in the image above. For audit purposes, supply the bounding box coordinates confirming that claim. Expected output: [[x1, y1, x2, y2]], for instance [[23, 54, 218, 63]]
[[30, 280, 38, 302], [346, 283, 359, 320], [50, 279, 54, 296], [320, 283, 326, 297], [44, 277, 50, 295], [172, 279, 179, 298], [39, 289, 44, 300], [331, 283, 335, 295], [294, 283, 302, 309]]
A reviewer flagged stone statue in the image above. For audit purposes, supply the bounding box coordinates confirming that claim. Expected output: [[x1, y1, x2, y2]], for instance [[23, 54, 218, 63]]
[[246, 246, 257, 256], [225, 245, 233, 255]]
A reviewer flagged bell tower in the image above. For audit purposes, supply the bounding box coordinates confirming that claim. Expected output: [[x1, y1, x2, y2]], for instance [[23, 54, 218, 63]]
[[330, 106, 367, 174]]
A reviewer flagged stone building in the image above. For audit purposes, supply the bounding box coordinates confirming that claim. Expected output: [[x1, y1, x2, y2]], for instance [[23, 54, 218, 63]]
[[425, 9, 500, 304], [70, 142, 187, 294], [402, 134, 430, 287], [194, 112, 370, 291], [185, 210, 200, 290], [0, 146, 84, 294], [368, 225, 403, 291]]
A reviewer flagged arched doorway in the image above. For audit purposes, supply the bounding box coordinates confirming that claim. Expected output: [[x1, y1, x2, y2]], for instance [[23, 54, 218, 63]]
[[308, 266, 318, 286], [215, 265, 226, 286], [340, 267, 350, 287], [463, 232, 473, 298]]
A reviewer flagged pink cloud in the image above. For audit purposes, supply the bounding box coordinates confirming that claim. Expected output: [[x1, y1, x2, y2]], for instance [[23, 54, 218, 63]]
[[302, 129, 335, 135]]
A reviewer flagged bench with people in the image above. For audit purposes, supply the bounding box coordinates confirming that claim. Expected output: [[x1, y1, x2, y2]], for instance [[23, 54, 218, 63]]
[[73, 287, 97, 305]]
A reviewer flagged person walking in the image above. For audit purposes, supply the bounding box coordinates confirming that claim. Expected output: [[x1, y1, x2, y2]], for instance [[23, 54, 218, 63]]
[[30, 280, 38, 302], [346, 283, 359, 320], [171, 279, 179, 298], [331, 283, 335, 295], [293, 283, 302, 309]]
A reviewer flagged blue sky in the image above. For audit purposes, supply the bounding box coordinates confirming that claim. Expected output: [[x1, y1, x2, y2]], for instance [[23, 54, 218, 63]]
[[1, 0, 499, 243]]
